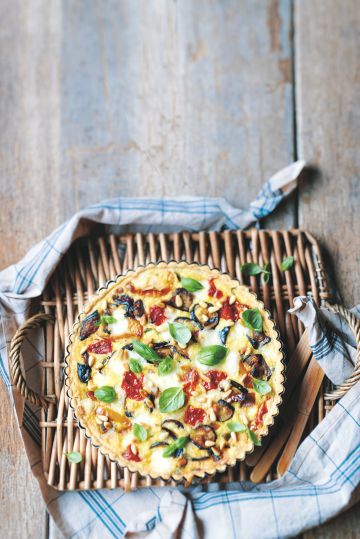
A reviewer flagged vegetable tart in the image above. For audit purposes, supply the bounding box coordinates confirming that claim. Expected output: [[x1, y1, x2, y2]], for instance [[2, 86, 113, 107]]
[[65, 262, 284, 482]]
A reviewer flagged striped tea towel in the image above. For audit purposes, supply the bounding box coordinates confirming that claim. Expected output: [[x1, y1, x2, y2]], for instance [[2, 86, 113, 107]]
[[0, 160, 359, 539]]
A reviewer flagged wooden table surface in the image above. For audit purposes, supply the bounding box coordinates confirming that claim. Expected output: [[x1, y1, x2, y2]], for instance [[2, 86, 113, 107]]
[[0, 1, 359, 538]]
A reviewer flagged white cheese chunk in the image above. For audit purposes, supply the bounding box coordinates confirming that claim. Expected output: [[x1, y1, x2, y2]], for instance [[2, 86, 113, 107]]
[[150, 448, 175, 475]]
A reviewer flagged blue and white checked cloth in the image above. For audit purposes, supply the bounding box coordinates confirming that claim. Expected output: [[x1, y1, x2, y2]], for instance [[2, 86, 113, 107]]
[[1, 160, 359, 539]]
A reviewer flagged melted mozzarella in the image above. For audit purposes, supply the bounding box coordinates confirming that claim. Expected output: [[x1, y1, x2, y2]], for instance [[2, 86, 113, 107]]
[[133, 412, 157, 427], [198, 329, 221, 347], [109, 315, 129, 336], [225, 350, 240, 378], [150, 448, 175, 475], [147, 370, 180, 391]]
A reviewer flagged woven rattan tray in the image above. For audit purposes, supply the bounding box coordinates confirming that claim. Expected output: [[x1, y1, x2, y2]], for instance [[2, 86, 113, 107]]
[[10, 229, 349, 491]]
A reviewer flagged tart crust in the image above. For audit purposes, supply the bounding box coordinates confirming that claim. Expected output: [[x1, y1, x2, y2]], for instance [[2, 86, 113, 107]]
[[65, 261, 285, 483]]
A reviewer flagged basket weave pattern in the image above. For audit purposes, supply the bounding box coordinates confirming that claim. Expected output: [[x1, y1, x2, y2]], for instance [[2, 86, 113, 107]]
[[10, 229, 343, 491]]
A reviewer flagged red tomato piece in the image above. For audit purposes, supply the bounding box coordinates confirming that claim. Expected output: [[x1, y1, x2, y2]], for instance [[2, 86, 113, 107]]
[[255, 399, 269, 426], [202, 370, 227, 391], [149, 305, 167, 326], [121, 371, 145, 401], [86, 391, 97, 401], [182, 369, 199, 395], [208, 278, 223, 299], [220, 298, 241, 321], [122, 444, 141, 462], [184, 406, 206, 426], [87, 339, 112, 355], [242, 374, 253, 388]]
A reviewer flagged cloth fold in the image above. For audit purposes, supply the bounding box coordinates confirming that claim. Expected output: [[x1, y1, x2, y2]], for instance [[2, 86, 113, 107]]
[[0, 160, 359, 539]]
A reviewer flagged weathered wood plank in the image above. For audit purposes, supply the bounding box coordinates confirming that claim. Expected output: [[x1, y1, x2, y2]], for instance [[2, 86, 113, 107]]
[[296, 0, 360, 306], [296, 0, 360, 535]]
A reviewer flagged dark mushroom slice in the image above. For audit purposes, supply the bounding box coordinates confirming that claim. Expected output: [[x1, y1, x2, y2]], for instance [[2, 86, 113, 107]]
[[243, 354, 272, 380], [191, 424, 217, 449], [131, 299, 145, 318], [190, 303, 220, 330], [113, 294, 133, 314], [152, 341, 175, 358], [167, 288, 194, 312], [80, 310, 100, 340], [212, 400, 235, 422], [161, 419, 185, 439], [77, 363, 91, 383], [185, 441, 211, 461], [247, 331, 271, 350], [229, 379, 248, 403], [150, 441, 170, 449], [144, 393, 155, 413], [208, 447, 222, 462], [219, 326, 230, 345], [242, 393, 256, 407]]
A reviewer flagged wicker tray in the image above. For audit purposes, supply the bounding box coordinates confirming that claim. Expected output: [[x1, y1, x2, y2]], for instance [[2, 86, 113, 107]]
[[8, 229, 345, 491]]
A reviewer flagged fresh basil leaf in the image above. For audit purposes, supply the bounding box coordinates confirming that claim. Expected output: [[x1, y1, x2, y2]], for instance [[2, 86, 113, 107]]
[[169, 321, 192, 345], [197, 345, 227, 366], [281, 255, 294, 272], [129, 358, 143, 374], [180, 277, 203, 292], [133, 423, 148, 442], [65, 451, 82, 464], [247, 428, 261, 446], [132, 339, 162, 363], [101, 314, 117, 325], [252, 378, 271, 395], [158, 356, 175, 376], [163, 436, 189, 457], [227, 421, 248, 433], [94, 385, 117, 403], [159, 387, 185, 413], [242, 308, 263, 332], [263, 271, 271, 284], [240, 263, 263, 276]]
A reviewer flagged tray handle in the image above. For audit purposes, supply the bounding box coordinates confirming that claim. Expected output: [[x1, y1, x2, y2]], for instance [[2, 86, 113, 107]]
[[323, 303, 360, 400], [9, 313, 54, 410]]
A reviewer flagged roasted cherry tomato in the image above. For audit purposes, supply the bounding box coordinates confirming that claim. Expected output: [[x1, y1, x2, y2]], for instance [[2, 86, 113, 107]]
[[87, 339, 112, 355], [149, 305, 167, 326], [220, 298, 241, 321], [122, 444, 141, 462], [121, 371, 145, 401], [184, 406, 206, 426], [208, 278, 223, 299], [202, 370, 227, 391], [182, 369, 199, 395]]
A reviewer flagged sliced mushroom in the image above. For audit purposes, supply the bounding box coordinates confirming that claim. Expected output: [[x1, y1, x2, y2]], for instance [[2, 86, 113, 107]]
[[150, 441, 170, 449], [228, 379, 248, 403], [190, 303, 220, 330], [212, 400, 235, 422], [247, 331, 271, 349], [161, 419, 185, 439], [152, 341, 174, 358], [77, 363, 91, 383], [167, 288, 194, 311], [219, 326, 230, 345], [191, 425, 217, 449], [243, 354, 272, 380], [80, 310, 100, 340], [112, 294, 145, 319]]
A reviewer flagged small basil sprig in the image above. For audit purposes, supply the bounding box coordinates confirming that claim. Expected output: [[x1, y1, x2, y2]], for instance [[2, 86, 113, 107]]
[[252, 378, 271, 395], [227, 422, 261, 446], [95, 314, 117, 326], [129, 358, 142, 374], [65, 451, 82, 463], [180, 277, 203, 292], [281, 256, 294, 272], [159, 387, 185, 413], [133, 423, 148, 442], [241, 262, 271, 283], [94, 386, 117, 403], [163, 436, 189, 457], [158, 356, 175, 376], [132, 339, 162, 363], [242, 308, 263, 332], [197, 345, 227, 366], [169, 321, 192, 345]]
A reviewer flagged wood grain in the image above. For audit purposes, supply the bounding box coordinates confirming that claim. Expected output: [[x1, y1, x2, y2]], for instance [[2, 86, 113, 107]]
[[296, 0, 360, 537]]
